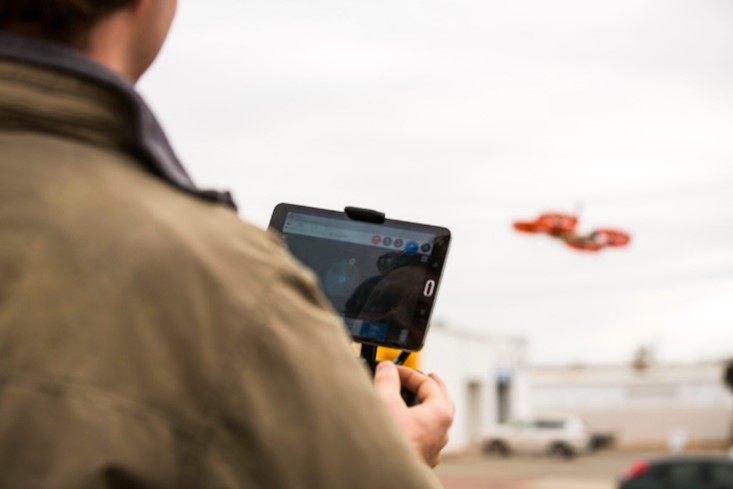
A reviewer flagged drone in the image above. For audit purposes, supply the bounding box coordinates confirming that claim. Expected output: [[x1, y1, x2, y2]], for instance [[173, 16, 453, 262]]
[[513, 213, 631, 252]]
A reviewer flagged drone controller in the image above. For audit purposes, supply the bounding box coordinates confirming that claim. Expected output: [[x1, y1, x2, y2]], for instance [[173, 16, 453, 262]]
[[268, 204, 451, 407]]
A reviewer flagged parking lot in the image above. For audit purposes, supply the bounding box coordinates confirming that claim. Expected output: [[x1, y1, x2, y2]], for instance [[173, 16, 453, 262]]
[[435, 450, 647, 489]]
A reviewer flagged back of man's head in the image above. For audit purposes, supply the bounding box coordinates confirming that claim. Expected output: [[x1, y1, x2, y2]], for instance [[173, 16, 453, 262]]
[[0, 0, 178, 81], [0, 1, 133, 49]]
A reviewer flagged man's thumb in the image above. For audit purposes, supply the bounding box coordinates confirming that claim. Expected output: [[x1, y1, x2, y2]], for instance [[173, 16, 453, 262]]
[[373, 361, 401, 397]]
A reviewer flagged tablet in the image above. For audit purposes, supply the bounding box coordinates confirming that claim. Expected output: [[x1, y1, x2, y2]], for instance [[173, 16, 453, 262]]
[[269, 203, 450, 351]]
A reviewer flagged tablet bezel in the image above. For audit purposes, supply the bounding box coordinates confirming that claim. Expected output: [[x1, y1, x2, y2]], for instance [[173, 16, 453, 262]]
[[269, 203, 450, 351]]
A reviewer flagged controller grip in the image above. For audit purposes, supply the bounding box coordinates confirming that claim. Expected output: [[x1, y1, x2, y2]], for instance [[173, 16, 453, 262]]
[[401, 387, 419, 406]]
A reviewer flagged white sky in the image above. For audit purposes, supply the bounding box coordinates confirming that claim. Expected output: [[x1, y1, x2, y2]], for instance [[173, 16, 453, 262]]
[[139, 0, 733, 366]]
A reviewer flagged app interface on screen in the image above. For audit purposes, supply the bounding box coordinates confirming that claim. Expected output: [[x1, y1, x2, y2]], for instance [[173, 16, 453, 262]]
[[281, 212, 436, 346]]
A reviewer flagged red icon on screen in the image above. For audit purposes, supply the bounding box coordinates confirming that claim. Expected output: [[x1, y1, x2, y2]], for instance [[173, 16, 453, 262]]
[[372, 235, 382, 245]]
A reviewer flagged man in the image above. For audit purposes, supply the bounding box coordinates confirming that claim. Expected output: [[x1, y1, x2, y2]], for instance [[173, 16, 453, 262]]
[[0, 1, 453, 487]]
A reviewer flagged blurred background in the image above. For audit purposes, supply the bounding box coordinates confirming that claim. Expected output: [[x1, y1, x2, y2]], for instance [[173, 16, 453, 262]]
[[139, 0, 733, 484]]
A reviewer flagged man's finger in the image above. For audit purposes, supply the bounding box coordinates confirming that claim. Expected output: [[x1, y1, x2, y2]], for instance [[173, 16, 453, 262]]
[[373, 361, 403, 402], [396, 365, 445, 401], [429, 372, 451, 400]]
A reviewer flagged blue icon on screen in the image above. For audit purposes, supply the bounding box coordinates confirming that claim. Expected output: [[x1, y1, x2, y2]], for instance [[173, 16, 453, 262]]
[[360, 322, 388, 341], [405, 241, 419, 255]]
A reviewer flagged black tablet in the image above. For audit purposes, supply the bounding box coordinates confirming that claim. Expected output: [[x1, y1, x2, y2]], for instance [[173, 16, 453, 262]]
[[269, 203, 450, 351]]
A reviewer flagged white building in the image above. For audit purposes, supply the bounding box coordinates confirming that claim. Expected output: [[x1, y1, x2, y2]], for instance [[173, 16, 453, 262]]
[[529, 362, 733, 448], [421, 325, 529, 453]]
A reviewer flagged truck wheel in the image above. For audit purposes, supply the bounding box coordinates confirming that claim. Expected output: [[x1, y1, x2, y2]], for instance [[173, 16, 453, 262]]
[[550, 443, 575, 459], [483, 440, 511, 457]]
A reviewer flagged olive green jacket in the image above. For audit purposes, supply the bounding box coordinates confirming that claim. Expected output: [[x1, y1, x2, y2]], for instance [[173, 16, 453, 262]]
[[0, 36, 442, 489]]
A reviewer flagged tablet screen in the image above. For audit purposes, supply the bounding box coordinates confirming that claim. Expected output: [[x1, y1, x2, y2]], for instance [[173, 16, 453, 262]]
[[269, 204, 450, 351]]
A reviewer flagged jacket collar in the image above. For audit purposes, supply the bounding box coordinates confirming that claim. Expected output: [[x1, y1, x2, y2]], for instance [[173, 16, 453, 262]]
[[0, 34, 237, 211]]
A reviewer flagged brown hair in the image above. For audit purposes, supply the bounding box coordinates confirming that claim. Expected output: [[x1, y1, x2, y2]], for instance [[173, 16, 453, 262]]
[[0, 0, 134, 48]]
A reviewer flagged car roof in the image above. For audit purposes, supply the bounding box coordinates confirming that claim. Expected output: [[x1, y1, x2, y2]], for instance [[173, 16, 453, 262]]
[[646, 455, 733, 466]]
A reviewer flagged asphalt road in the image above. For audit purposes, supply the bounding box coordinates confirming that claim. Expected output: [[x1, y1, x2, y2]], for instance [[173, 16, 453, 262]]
[[435, 450, 645, 489]]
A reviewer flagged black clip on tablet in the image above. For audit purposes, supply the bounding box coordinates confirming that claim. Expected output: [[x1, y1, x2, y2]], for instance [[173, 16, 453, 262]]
[[345, 206, 419, 407]]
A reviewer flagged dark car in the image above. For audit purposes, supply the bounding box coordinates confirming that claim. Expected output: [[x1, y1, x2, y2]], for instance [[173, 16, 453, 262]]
[[619, 455, 733, 489]]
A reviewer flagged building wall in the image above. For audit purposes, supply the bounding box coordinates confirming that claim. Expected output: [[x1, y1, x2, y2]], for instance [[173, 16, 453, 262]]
[[529, 363, 733, 447], [421, 326, 528, 452], [578, 407, 729, 446]]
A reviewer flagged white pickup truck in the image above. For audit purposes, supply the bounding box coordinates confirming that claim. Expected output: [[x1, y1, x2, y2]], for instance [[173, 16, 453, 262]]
[[482, 415, 592, 459]]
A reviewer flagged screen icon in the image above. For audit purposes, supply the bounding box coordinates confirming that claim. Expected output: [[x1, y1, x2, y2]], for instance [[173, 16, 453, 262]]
[[405, 241, 419, 255], [383, 237, 393, 246], [360, 321, 388, 342], [372, 235, 382, 245], [394, 238, 404, 248]]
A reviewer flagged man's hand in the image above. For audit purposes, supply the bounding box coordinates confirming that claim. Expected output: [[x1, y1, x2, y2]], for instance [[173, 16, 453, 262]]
[[373, 361, 454, 467]]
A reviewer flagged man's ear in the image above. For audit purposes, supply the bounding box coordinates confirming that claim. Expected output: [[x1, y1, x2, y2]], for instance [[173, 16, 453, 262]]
[[82, 0, 176, 81], [129, 0, 151, 15], [125, 0, 178, 80]]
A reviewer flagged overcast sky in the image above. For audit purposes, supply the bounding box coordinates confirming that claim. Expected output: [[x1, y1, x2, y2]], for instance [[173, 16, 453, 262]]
[[139, 0, 733, 366]]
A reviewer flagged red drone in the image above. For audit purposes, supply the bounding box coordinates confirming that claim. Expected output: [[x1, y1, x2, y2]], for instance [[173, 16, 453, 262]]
[[513, 213, 631, 252]]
